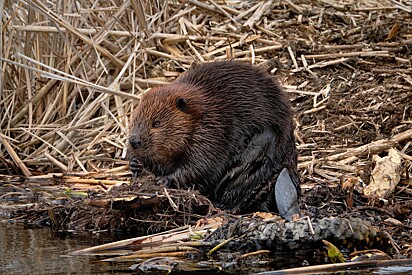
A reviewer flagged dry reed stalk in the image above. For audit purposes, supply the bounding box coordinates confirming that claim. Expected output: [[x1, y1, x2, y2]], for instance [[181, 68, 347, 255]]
[[0, 0, 4, 97], [63, 177, 128, 185], [298, 129, 412, 169], [0, 133, 31, 177], [0, 0, 410, 189], [104, 251, 198, 261], [71, 222, 219, 256]]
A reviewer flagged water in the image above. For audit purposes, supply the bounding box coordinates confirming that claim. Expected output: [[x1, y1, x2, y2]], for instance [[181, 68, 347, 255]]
[[1, 222, 411, 274], [0, 222, 130, 274]]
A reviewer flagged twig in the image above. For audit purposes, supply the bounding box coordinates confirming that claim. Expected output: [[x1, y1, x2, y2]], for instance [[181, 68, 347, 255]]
[[0, 133, 32, 177], [207, 236, 235, 256], [284, 0, 303, 13], [44, 152, 68, 172], [164, 187, 179, 211], [63, 178, 128, 185], [305, 51, 390, 60], [234, 2, 261, 21], [186, 0, 225, 16], [243, 0, 274, 28], [261, 258, 412, 274], [208, 0, 239, 25], [299, 129, 412, 169], [288, 46, 299, 70]]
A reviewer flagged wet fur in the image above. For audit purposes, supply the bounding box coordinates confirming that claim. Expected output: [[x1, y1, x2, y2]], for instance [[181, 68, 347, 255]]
[[129, 61, 299, 213]]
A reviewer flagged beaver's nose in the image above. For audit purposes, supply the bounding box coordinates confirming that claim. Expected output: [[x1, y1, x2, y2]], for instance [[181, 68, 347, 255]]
[[129, 135, 142, 149]]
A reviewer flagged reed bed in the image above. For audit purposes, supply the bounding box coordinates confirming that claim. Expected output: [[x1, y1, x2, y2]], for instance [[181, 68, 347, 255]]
[[1, 1, 412, 268], [0, 0, 411, 191]]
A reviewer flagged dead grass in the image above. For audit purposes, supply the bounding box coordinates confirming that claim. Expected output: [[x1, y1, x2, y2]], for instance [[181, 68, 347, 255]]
[[1, 2, 412, 268], [0, 0, 411, 193]]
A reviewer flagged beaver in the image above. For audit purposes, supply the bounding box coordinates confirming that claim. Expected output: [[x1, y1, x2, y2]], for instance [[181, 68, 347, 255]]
[[128, 60, 300, 220]]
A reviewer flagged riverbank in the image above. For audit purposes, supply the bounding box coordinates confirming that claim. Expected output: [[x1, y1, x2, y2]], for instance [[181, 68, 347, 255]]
[[1, 0, 411, 273]]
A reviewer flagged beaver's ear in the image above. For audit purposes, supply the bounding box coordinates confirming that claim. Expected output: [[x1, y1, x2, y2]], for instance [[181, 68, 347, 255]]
[[175, 97, 188, 112]]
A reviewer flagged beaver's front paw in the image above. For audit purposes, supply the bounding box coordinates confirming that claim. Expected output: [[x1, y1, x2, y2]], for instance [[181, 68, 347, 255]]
[[129, 157, 144, 178]]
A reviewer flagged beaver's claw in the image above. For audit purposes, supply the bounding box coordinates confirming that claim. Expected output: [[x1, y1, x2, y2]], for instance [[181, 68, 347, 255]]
[[129, 157, 143, 178]]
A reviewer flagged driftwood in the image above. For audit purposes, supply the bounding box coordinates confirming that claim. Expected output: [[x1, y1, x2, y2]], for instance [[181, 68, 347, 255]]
[[364, 148, 402, 199]]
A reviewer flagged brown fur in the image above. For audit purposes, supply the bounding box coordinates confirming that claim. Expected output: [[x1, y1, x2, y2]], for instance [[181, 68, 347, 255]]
[[128, 61, 299, 213]]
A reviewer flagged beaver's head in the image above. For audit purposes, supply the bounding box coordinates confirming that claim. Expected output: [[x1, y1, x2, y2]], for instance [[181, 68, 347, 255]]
[[129, 83, 204, 174]]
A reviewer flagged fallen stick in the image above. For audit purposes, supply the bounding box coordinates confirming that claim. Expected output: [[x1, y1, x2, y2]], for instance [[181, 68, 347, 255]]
[[305, 50, 390, 60], [13, 25, 139, 37], [63, 177, 128, 185], [103, 251, 201, 261], [298, 129, 412, 170], [292, 57, 351, 72], [215, 45, 283, 59], [0, 133, 31, 177], [244, 0, 274, 28], [70, 223, 220, 256], [186, 0, 225, 16], [256, 258, 412, 275], [44, 152, 68, 172]]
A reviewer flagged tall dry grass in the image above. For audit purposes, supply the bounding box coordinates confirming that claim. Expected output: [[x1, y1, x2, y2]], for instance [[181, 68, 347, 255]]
[[1, 0, 411, 179], [1, 0, 280, 176], [0, 0, 189, 176]]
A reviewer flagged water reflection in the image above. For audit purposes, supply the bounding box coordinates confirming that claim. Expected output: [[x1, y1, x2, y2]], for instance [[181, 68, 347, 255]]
[[0, 222, 130, 274], [1, 222, 411, 274]]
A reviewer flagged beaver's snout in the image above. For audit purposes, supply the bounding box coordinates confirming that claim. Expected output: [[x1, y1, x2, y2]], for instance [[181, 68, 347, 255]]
[[129, 134, 142, 149]]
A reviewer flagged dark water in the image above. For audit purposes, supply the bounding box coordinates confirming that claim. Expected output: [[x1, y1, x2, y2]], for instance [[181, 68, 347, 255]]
[[0, 222, 131, 274], [1, 222, 412, 275]]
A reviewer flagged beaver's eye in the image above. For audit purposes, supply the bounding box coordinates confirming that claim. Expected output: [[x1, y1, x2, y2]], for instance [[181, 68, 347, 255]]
[[152, 121, 160, 128]]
